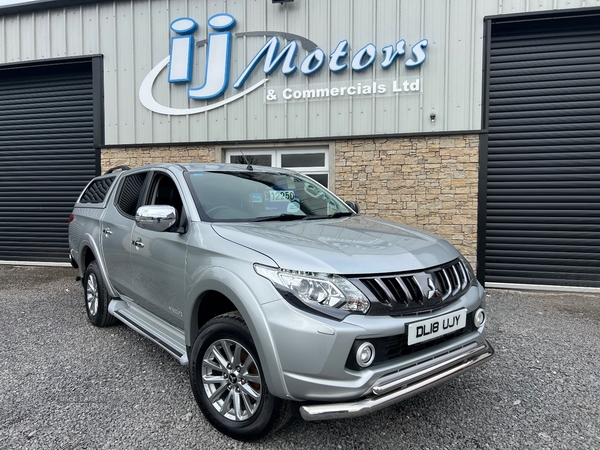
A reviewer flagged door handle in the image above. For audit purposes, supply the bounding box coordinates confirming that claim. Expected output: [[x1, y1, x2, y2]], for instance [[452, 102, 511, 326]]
[[103, 228, 113, 236], [132, 238, 145, 248]]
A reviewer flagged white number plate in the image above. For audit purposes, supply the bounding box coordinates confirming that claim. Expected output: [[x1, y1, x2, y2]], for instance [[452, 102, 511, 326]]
[[407, 309, 467, 345]]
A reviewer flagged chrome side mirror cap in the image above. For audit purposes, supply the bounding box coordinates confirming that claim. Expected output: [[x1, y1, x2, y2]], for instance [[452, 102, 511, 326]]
[[135, 205, 177, 232]]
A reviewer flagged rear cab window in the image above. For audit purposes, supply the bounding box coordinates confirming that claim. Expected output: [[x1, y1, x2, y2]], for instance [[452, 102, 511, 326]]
[[79, 175, 116, 205]]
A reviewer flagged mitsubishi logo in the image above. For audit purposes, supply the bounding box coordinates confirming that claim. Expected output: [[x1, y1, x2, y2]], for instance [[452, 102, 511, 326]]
[[427, 277, 442, 300]]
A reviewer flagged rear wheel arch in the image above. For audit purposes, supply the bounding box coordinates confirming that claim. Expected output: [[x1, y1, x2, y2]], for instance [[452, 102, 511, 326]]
[[82, 245, 96, 270], [83, 261, 118, 327], [78, 242, 118, 299]]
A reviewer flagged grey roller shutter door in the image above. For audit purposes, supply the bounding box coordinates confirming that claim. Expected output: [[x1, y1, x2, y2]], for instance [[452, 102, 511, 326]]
[[0, 62, 97, 263], [485, 15, 600, 288]]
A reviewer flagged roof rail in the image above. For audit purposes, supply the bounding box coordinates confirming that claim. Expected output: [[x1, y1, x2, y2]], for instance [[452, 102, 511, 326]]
[[104, 165, 131, 174]]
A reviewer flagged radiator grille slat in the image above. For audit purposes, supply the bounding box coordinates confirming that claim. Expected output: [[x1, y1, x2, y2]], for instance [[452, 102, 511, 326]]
[[351, 259, 470, 315]]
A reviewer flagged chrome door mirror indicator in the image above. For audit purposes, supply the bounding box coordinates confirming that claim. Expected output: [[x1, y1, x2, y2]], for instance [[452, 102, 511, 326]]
[[135, 205, 177, 232]]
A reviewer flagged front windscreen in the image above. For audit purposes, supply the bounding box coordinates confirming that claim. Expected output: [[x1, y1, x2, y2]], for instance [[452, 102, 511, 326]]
[[185, 170, 353, 222]]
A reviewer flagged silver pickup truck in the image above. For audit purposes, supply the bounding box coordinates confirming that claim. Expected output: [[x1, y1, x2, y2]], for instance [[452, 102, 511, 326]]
[[68, 163, 494, 440]]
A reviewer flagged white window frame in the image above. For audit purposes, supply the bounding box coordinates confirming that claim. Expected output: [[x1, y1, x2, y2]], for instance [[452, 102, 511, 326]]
[[223, 145, 334, 189]]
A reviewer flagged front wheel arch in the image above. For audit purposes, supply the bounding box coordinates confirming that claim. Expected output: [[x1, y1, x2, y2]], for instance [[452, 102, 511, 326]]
[[190, 290, 237, 344], [184, 269, 290, 400]]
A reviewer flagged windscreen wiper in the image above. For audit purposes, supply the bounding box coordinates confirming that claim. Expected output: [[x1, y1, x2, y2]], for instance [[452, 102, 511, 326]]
[[252, 214, 308, 222], [305, 211, 355, 220], [328, 211, 354, 218]]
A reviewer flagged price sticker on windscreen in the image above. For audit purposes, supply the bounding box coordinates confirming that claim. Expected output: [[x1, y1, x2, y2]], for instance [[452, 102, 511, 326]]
[[266, 190, 295, 202]]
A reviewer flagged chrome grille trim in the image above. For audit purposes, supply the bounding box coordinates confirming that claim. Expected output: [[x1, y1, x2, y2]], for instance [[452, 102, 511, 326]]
[[458, 261, 469, 290], [394, 276, 414, 303], [351, 259, 471, 315], [441, 268, 452, 300], [374, 278, 395, 303], [451, 265, 461, 296]]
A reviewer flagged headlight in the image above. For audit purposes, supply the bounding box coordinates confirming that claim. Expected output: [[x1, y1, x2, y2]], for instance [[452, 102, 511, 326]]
[[254, 264, 370, 314]]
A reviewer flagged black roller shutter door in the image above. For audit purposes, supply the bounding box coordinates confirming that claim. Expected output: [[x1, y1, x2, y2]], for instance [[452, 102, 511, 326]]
[[484, 14, 600, 288], [0, 61, 97, 263]]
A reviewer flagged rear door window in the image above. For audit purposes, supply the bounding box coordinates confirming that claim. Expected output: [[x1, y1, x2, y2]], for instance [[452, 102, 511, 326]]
[[116, 172, 148, 218]]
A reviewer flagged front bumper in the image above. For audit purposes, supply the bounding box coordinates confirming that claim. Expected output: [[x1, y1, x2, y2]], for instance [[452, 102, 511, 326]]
[[299, 339, 494, 421]]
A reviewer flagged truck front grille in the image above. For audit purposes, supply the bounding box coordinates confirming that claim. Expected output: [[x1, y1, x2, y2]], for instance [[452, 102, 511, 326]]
[[349, 259, 471, 316]]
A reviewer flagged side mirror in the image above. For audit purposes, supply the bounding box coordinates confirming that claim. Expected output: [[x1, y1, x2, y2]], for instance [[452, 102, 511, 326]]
[[345, 201, 359, 214], [135, 205, 177, 232]]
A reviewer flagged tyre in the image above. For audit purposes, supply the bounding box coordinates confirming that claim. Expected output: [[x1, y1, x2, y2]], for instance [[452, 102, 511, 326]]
[[189, 312, 291, 440], [83, 261, 117, 327]]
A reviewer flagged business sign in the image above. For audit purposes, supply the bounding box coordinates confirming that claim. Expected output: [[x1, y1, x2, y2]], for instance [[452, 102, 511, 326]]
[[139, 13, 428, 116]]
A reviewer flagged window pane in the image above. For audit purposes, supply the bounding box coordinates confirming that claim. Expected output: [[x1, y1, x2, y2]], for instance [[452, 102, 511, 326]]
[[117, 173, 147, 217], [281, 152, 325, 168], [230, 154, 272, 167], [186, 170, 348, 221], [306, 173, 328, 188]]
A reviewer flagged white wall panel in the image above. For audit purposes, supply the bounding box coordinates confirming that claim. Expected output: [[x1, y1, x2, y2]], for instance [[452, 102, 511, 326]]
[[0, 0, 599, 144], [447, 0, 474, 131], [98, 2, 118, 143], [422, 0, 447, 134], [20, 14, 34, 59], [66, 7, 83, 56], [49, 8, 67, 58], [395, 0, 424, 133], [4, 16, 20, 62], [132, 0, 152, 144], [115, 1, 136, 143], [328, 0, 351, 137], [305, 1, 330, 138], [374, 0, 399, 135], [149, 0, 172, 144], [81, 5, 100, 56], [282, 0, 308, 139], [349, 0, 374, 136]]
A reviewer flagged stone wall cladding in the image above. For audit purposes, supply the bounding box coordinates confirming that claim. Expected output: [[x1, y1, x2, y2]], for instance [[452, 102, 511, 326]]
[[101, 138, 479, 268], [101, 146, 216, 174], [334, 135, 479, 268]]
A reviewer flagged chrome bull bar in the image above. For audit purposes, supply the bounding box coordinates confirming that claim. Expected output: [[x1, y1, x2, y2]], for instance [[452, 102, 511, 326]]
[[299, 340, 494, 421]]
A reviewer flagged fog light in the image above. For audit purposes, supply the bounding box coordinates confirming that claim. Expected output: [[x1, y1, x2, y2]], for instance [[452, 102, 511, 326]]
[[474, 308, 486, 328], [356, 342, 375, 368]]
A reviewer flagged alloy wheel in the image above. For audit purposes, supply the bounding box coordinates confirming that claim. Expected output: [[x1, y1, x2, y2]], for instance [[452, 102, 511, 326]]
[[86, 273, 99, 316], [201, 338, 262, 421]]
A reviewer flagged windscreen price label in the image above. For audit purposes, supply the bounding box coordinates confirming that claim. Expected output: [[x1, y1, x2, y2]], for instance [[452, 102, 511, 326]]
[[266, 190, 295, 202]]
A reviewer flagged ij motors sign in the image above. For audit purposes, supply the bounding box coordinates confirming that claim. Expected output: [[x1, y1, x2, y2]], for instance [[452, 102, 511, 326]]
[[139, 13, 428, 116]]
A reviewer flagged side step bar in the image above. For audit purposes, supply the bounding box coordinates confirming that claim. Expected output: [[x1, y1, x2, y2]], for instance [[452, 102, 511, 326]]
[[109, 299, 188, 365]]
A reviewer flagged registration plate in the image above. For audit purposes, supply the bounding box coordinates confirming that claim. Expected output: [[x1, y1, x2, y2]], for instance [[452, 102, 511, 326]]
[[407, 309, 467, 345]]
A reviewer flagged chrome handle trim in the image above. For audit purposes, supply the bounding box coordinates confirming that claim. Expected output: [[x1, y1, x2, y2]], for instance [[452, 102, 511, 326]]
[[132, 239, 144, 248]]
